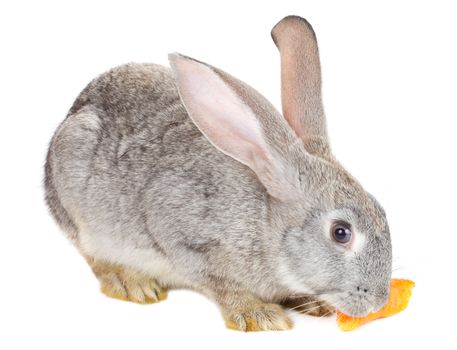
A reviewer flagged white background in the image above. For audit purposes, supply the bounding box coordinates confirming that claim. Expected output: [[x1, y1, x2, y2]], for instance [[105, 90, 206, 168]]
[[1, 0, 456, 348]]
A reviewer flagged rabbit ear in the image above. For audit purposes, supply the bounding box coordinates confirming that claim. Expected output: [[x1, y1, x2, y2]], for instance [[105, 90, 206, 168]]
[[169, 53, 300, 201], [271, 16, 331, 158]]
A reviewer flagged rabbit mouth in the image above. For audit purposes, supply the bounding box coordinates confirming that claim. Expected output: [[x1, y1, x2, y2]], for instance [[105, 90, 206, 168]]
[[333, 299, 372, 317], [318, 292, 376, 318]]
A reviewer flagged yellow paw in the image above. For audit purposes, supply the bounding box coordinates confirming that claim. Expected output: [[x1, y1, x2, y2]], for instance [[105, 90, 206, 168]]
[[224, 303, 293, 332], [88, 258, 167, 304], [100, 275, 168, 304]]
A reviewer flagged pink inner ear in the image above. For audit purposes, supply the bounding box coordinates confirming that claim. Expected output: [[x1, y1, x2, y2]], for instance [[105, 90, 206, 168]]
[[170, 55, 270, 168]]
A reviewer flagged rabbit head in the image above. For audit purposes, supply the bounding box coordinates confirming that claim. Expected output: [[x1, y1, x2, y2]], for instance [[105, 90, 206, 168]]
[[169, 15, 392, 317]]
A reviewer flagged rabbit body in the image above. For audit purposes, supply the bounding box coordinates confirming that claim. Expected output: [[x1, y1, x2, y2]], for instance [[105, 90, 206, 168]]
[[45, 63, 289, 298], [45, 16, 392, 331]]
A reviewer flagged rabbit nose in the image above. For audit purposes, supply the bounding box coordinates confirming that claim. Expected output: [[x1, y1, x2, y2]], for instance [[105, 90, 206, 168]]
[[356, 286, 368, 293]]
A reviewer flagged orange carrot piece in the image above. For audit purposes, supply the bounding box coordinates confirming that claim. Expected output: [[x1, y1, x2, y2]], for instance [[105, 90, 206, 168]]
[[336, 278, 415, 331]]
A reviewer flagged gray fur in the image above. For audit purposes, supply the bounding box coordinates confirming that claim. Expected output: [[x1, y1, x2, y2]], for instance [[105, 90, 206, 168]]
[[44, 16, 392, 321]]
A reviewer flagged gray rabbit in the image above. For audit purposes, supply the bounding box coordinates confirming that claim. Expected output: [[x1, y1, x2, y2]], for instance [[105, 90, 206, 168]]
[[44, 15, 392, 331]]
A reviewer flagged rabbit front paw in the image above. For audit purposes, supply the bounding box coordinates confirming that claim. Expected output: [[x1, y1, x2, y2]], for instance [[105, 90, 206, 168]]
[[224, 303, 293, 331]]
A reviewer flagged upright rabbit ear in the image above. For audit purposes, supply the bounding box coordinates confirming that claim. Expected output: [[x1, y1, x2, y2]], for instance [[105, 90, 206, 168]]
[[169, 53, 300, 201], [271, 16, 331, 158]]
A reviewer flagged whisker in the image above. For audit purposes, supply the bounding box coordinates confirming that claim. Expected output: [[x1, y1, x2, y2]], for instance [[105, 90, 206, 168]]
[[319, 310, 332, 319], [302, 304, 325, 314], [289, 300, 320, 311]]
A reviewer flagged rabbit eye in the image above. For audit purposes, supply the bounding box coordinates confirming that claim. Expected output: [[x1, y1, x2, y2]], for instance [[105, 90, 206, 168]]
[[331, 221, 352, 244]]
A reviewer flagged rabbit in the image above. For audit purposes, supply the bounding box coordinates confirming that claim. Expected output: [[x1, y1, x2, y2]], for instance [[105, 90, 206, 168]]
[[44, 15, 392, 331]]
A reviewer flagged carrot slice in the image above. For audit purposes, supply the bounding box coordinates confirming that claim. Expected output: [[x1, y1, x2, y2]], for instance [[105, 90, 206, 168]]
[[336, 278, 415, 331]]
